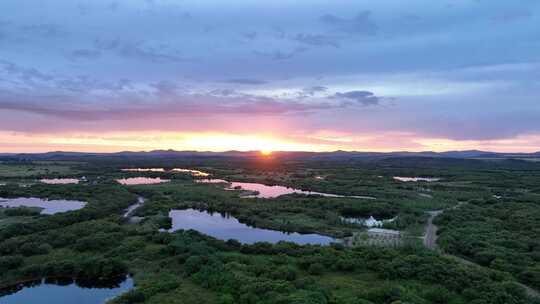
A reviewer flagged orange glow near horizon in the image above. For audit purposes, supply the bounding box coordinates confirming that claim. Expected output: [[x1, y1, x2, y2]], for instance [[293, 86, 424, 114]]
[[260, 150, 272, 156], [0, 131, 540, 154]]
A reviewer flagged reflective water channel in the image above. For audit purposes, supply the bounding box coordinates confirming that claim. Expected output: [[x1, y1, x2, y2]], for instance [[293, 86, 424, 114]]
[[40, 178, 80, 184], [393, 177, 440, 182], [197, 180, 376, 199], [116, 177, 170, 185], [168, 208, 337, 245], [0, 197, 87, 214]]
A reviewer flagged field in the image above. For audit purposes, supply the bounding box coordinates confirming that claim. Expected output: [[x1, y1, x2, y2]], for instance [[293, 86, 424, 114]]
[[0, 154, 539, 304]]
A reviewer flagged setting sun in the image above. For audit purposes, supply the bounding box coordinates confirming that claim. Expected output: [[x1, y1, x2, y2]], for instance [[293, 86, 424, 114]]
[[260, 150, 272, 156]]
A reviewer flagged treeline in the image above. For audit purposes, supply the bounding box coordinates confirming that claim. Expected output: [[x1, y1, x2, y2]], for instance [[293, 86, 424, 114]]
[[111, 230, 536, 304], [435, 198, 540, 290]]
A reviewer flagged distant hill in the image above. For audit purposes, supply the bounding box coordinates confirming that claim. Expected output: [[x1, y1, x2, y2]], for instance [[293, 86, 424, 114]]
[[1, 149, 539, 162]]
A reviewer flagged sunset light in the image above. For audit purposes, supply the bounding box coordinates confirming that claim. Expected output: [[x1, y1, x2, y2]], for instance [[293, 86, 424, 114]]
[[260, 150, 272, 156], [0, 1, 538, 154], [1, 2, 539, 303]]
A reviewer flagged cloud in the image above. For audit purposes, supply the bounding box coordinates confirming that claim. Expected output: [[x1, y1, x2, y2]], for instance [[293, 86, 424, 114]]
[[108, 2, 120, 11], [20, 24, 66, 38], [222, 78, 268, 85], [69, 49, 101, 60], [150, 81, 179, 97], [302, 86, 328, 96], [241, 31, 257, 41], [491, 11, 532, 23], [254, 47, 308, 60], [0, 60, 54, 82], [331, 90, 381, 106], [320, 11, 378, 35], [0, 20, 9, 40], [209, 89, 236, 96], [0, 86, 337, 123], [95, 39, 193, 63], [293, 33, 340, 48]]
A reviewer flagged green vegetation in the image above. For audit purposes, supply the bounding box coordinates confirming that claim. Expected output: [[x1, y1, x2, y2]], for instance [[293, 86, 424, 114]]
[[0, 161, 79, 178], [436, 198, 540, 290], [0, 157, 539, 303]]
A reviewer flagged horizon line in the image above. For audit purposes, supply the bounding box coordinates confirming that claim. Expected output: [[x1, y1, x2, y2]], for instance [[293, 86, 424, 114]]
[[1, 149, 539, 155]]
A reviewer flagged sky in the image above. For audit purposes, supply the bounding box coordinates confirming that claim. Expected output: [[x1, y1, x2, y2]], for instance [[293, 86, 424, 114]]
[[0, 0, 539, 153]]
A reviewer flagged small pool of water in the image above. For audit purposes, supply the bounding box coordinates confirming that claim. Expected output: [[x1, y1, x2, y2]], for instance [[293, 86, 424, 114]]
[[168, 209, 336, 245], [116, 177, 170, 185], [393, 177, 441, 182], [40, 178, 79, 184], [0, 197, 87, 215], [196, 179, 228, 184], [121, 168, 165, 172], [197, 180, 375, 199], [341, 216, 396, 228], [171, 168, 209, 176], [0, 277, 133, 304]]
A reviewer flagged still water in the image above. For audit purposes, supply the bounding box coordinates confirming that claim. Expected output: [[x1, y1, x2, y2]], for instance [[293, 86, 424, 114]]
[[121, 168, 209, 176], [168, 208, 336, 245], [197, 179, 375, 199], [116, 177, 170, 185], [0, 197, 86, 214], [40, 178, 79, 184], [393, 177, 440, 182], [0, 277, 133, 304]]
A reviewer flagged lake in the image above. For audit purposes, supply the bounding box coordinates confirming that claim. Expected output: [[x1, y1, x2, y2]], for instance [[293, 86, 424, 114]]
[[0, 197, 87, 214], [116, 177, 170, 185], [197, 180, 376, 199], [168, 208, 336, 245], [0, 277, 133, 304], [393, 176, 441, 182]]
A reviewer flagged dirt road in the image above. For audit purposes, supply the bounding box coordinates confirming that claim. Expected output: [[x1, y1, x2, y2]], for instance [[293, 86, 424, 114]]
[[423, 210, 443, 249]]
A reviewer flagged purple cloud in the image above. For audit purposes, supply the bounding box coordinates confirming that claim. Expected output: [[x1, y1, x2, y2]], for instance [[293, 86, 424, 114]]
[[331, 90, 381, 106]]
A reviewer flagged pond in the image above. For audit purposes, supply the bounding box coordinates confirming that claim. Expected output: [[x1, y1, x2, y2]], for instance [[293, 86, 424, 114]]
[[116, 177, 170, 185], [168, 209, 337, 245], [197, 180, 376, 199], [393, 177, 441, 182], [170, 168, 209, 176], [40, 178, 79, 184], [0, 197, 87, 214], [0, 277, 133, 304], [121, 168, 166, 172], [341, 216, 397, 228]]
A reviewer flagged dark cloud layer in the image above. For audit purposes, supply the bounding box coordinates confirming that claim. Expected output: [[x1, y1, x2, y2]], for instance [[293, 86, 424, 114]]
[[332, 91, 381, 106]]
